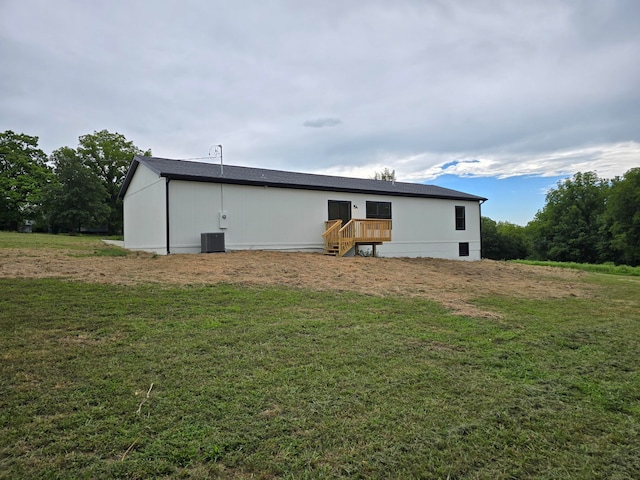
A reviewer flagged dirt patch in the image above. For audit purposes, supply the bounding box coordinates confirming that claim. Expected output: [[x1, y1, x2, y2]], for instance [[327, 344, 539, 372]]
[[0, 248, 591, 317]]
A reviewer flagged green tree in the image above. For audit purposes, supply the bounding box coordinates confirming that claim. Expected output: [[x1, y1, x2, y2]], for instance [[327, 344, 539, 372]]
[[497, 221, 530, 260], [44, 147, 110, 234], [481, 216, 501, 259], [0, 131, 53, 230], [528, 172, 609, 263], [482, 216, 530, 260], [602, 168, 640, 266], [76, 130, 151, 234], [373, 168, 396, 182]]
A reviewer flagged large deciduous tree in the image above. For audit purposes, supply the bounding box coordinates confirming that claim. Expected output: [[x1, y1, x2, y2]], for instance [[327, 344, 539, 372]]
[[0, 131, 52, 230], [76, 130, 150, 234], [528, 172, 609, 263], [603, 168, 640, 266], [44, 147, 110, 234]]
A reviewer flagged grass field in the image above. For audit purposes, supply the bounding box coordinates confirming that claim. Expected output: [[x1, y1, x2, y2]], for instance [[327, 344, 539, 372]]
[[1, 234, 639, 479], [0, 232, 129, 256], [514, 259, 640, 277]]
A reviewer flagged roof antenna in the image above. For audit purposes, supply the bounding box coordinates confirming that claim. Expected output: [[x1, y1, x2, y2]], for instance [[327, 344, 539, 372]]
[[208, 144, 223, 176]]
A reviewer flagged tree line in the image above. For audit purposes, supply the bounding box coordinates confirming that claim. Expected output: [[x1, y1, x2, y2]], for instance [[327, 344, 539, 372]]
[[482, 170, 640, 266], [2, 129, 638, 265], [0, 130, 149, 235]]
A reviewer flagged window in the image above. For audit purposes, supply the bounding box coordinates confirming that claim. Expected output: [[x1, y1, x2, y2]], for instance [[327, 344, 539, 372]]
[[366, 201, 392, 219], [455, 206, 466, 230], [459, 242, 470, 257]]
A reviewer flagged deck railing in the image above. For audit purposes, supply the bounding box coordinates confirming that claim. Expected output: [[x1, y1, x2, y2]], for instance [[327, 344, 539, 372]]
[[350, 219, 392, 242], [323, 219, 392, 256]]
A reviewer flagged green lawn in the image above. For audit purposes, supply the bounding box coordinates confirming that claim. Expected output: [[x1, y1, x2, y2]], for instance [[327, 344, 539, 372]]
[[1, 235, 639, 479], [0, 231, 129, 256], [513, 259, 640, 277]]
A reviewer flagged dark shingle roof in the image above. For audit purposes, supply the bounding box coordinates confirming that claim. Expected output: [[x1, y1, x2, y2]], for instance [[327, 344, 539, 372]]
[[119, 156, 487, 202]]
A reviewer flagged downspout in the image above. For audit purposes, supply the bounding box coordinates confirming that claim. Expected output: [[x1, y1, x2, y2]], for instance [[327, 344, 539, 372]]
[[166, 178, 171, 255], [479, 199, 486, 259]]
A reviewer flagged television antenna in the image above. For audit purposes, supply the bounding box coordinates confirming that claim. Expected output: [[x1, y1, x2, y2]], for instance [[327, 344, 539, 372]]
[[208, 144, 223, 176]]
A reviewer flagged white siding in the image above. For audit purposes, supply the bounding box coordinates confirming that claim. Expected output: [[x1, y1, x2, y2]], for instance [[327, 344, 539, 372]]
[[373, 196, 481, 260], [123, 163, 483, 259], [122, 166, 166, 253], [168, 181, 329, 254], [164, 179, 482, 260]]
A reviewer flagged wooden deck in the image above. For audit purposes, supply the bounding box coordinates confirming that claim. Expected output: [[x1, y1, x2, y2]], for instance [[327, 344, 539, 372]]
[[322, 219, 392, 256]]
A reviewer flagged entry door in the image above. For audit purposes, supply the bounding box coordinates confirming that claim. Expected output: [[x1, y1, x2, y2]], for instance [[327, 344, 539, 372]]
[[328, 200, 351, 225]]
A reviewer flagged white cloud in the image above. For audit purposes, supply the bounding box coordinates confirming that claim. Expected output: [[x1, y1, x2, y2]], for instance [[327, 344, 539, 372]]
[[311, 142, 640, 183], [398, 142, 640, 182]]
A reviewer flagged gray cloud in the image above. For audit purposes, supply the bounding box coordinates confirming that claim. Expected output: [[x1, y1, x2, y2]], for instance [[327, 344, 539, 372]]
[[0, 0, 638, 183], [303, 118, 342, 128]]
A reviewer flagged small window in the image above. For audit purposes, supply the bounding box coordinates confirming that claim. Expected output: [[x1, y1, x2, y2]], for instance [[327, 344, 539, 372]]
[[459, 242, 470, 257], [455, 206, 466, 230], [366, 201, 392, 219]]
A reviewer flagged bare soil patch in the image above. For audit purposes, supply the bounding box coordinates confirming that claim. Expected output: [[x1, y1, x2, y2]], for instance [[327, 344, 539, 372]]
[[0, 248, 591, 317]]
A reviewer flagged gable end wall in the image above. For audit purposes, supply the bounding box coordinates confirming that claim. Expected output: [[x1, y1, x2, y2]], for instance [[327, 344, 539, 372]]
[[122, 164, 166, 253]]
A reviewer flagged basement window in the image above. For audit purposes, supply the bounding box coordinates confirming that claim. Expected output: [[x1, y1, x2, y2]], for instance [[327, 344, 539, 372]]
[[455, 206, 466, 230], [459, 242, 470, 257], [366, 201, 392, 219]]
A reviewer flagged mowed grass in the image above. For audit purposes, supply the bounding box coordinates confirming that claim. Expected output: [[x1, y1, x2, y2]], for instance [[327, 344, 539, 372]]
[[0, 231, 129, 256], [1, 235, 639, 479]]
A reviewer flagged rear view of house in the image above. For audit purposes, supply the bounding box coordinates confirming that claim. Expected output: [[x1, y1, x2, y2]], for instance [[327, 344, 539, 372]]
[[118, 156, 487, 259]]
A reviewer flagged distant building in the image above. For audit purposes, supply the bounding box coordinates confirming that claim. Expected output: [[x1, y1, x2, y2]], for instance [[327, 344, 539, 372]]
[[20, 220, 34, 233]]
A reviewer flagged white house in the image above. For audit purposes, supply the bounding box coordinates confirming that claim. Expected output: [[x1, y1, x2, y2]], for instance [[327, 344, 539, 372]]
[[118, 156, 487, 259]]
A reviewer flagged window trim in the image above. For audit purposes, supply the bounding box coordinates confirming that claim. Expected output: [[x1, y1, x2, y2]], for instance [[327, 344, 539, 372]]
[[459, 242, 470, 257]]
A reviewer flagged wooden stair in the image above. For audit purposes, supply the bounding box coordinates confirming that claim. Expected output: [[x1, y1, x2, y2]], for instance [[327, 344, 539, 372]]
[[324, 243, 340, 256], [322, 219, 392, 257]]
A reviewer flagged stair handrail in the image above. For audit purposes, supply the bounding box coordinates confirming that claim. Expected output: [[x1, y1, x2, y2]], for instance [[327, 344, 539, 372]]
[[338, 219, 357, 256], [322, 220, 342, 253]]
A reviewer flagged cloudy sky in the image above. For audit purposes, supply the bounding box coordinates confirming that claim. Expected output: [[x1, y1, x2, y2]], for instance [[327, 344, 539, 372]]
[[2, 0, 639, 225]]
